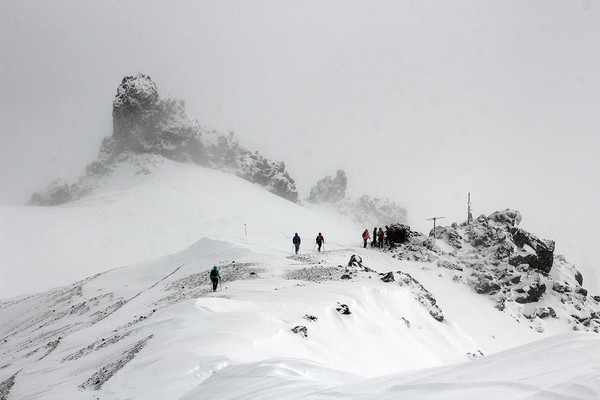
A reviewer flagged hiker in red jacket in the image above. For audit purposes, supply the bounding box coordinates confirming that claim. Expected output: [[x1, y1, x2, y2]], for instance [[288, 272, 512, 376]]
[[362, 229, 370, 248]]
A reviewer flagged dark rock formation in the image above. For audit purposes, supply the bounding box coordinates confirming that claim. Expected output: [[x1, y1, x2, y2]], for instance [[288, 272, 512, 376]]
[[291, 326, 308, 338], [509, 228, 555, 273], [515, 277, 546, 303], [380, 272, 395, 283], [388, 224, 412, 244], [336, 303, 351, 315]]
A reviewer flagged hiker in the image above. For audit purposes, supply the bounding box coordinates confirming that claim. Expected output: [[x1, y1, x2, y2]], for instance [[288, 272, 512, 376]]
[[388, 225, 395, 249], [316, 232, 325, 252], [378, 228, 385, 248], [371, 227, 377, 248], [362, 229, 370, 248], [293, 233, 301, 254], [209, 266, 220, 292], [384, 225, 391, 245]]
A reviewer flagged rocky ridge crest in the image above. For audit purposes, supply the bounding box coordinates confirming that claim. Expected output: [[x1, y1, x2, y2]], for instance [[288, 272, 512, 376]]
[[389, 209, 599, 333]]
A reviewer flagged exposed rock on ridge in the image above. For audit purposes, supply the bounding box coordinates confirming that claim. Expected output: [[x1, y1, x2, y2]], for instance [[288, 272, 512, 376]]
[[30, 73, 298, 205], [390, 209, 600, 333]]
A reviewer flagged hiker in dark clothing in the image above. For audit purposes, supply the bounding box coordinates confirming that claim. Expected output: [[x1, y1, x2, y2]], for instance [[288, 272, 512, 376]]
[[371, 227, 377, 247], [378, 228, 385, 248], [209, 266, 220, 292], [362, 229, 370, 248], [316, 233, 325, 252], [384, 225, 390, 246], [293, 233, 301, 254]]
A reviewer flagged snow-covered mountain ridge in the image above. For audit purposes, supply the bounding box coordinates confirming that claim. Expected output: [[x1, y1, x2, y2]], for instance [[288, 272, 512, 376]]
[[1, 154, 360, 298], [1, 156, 599, 399], [3, 237, 598, 399]]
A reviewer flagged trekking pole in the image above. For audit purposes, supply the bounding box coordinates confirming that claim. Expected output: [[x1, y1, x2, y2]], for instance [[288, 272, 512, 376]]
[[219, 278, 222, 291]]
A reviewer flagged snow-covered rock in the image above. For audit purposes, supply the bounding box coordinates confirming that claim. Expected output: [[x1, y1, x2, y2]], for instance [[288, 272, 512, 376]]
[[389, 209, 600, 333], [29, 73, 298, 204], [308, 170, 347, 203]]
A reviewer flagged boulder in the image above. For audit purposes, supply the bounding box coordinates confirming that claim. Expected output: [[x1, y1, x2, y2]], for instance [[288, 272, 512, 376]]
[[488, 209, 522, 227], [431, 226, 463, 249], [552, 282, 571, 293], [508, 228, 555, 273], [575, 270, 584, 286], [533, 307, 557, 319], [291, 326, 308, 338], [388, 224, 412, 244], [380, 272, 395, 282], [515, 278, 546, 303], [336, 303, 351, 315], [475, 276, 502, 294]]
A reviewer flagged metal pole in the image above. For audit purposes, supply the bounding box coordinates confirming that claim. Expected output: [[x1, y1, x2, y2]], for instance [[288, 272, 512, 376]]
[[467, 193, 473, 225]]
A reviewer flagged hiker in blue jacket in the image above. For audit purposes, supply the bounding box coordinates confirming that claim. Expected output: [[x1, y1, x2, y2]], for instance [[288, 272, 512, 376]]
[[292, 233, 301, 254], [209, 266, 220, 292]]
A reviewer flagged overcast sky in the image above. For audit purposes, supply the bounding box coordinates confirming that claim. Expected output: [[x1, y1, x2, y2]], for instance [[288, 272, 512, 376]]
[[1, 1, 599, 288]]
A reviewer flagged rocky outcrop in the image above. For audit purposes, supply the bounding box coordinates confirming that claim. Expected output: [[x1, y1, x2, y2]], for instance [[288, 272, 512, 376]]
[[396, 271, 444, 322], [291, 326, 308, 338], [30, 73, 299, 205], [336, 303, 351, 315], [308, 170, 347, 203], [380, 272, 395, 282], [388, 224, 413, 244], [508, 228, 555, 273], [389, 209, 600, 333]]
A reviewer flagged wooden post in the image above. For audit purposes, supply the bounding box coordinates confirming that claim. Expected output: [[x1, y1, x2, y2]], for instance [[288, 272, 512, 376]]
[[427, 216, 446, 240]]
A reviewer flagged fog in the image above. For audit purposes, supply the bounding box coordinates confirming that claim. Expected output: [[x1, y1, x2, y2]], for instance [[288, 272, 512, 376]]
[[1, 1, 599, 290]]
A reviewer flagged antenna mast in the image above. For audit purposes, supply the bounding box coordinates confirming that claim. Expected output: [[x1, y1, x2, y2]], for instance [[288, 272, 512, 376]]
[[467, 192, 473, 225], [426, 216, 446, 240]]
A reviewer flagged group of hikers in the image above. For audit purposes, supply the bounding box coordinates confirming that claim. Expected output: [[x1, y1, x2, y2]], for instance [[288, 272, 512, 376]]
[[293, 232, 325, 254], [362, 225, 393, 249], [209, 227, 393, 291]]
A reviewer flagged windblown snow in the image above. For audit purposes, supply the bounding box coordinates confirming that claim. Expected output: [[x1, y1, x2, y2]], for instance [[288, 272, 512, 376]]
[[1, 156, 599, 399]]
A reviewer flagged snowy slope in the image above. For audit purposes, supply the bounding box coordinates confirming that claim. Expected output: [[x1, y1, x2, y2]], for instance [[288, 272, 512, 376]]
[[0, 155, 359, 298], [1, 156, 599, 399]]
